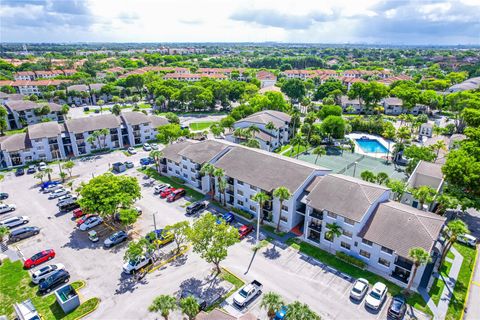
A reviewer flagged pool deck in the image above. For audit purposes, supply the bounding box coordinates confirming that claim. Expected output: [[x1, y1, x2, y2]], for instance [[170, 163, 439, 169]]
[[347, 133, 393, 159]]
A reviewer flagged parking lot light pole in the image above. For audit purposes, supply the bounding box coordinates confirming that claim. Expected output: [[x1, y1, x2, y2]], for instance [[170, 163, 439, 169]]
[[256, 208, 261, 245], [153, 212, 157, 235]]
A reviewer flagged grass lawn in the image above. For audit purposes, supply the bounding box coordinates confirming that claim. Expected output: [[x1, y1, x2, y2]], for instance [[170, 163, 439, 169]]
[[5, 128, 27, 135], [262, 225, 286, 237], [205, 268, 245, 312], [446, 243, 477, 320], [275, 145, 292, 154], [285, 239, 432, 316], [0, 259, 99, 320], [429, 259, 453, 305], [138, 167, 204, 201], [284, 145, 307, 158], [189, 121, 215, 131]]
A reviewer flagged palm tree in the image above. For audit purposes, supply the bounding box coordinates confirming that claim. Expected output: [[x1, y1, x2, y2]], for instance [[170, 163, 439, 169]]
[[360, 170, 376, 183], [430, 140, 447, 161], [213, 167, 224, 201], [179, 296, 200, 320], [265, 121, 276, 131], [325, 222, 342, 251], [261, 292, 284, 319], [375, 172, 389, 185], [312, 146, 326, 164], [218, 177, 227, 206], [149, 150, 164, 173], [62, 160, 75, 178], [148, 294, 177, 320], [286, 301, 320, 320], [34, 171, 45, 183], [98, 128, 109, 149], [273, 187, 292, 232], [252, 191, 271, 244], [86, 132, 98, 149], [248, 125, 260, 137], [44, 167, 53, 182], [406, 247, 432, 292], [244, 139, 261, 149], [410, 186, 436, 210], [200, 163, 215, 196], [439, 219, 469, 266], [290, 135, 303, 158], [434, 194, 459, 216], [59, 171, 67, 183]]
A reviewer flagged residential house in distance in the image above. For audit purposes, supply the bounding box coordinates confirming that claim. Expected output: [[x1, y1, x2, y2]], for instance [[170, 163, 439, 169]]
[[4, 100, 65, 129], [13, 71, 36, 81], [163, 73, 227, 82], [340, 96, 363, 113], [382, 97, 426, 115], [0, 80, 70, 96], [224, 110, 291, 151], [419, 123, 433, 138], [67, 83, 108, 105], [256, 71, 277, 88]]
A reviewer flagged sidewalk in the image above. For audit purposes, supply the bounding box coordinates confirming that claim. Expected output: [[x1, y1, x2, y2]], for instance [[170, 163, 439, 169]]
[[464, 248, 480, 320], [434, 246, 463, 319]]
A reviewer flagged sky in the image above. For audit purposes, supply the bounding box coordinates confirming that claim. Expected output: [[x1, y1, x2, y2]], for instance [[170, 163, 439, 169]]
[[1, 0, 479, 45]]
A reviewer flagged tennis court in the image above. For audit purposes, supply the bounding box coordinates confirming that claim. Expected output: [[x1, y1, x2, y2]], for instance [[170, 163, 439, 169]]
[[297, 147, 407, 180]]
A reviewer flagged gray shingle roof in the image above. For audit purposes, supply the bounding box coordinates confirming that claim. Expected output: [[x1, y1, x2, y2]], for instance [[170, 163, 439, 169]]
[[238, 110, 291, 129], [306, 174, 389, 222], [5, 100, 38, 112], [178, 140, 229, 164], [162, 141, 195, 163], [147, 115, 169, 128], [65, 114, 121, 133], [45, 102, 62, 112], [359, 201, 446, 257], [27, 122, 63, 139], [121, 111, 150, 126], [409, 160, 443, 189], [383, 97, 403, 106], [67, 84, 89, 92], [0, 133, 31, 152]]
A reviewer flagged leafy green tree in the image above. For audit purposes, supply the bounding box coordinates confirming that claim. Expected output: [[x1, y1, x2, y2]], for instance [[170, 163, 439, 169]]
[[34, 171, 45, 183], [200, 163, 215, 196], [164, 221, 190, 253], [318, 105, 342, 120], [406, 247, 431, 292], [320, 115, 345, 140], [434, 193, 459, 216], [44, 167, 53, 182], [360, 170, 376, 183], [111, 104, 121, 116], [429, 140, 447, 161], [164, 112, 179, 124], [387, 179, 408, 201], [281, 79, 306, 104], [286, 301, 320, 320], [244, 138, 261, 149], [439, 219, 469, 266], [314, 79, 345, 100], [261, 292, 284, 319], [118, 208, 139, 231], [179, 296, 200, 320], [210, 123, 224, 137], [403, 145, 436, 175], [0, 225, 10, 242], [376, 172, 389, 185], [391, 82, 421, 111], [78, 173, 141, 220], [0, 106, 7, 135], [273, 187, 292, 232], [59, 171, 67, 183], [410, 186, 437, 209], [156, 124, 189, 144], [124, 238, 152, 263], [312, 146, 326, 164], [62, 160, 75, 178], [125, 74, 145, 98], [188, 212, 239, 273], [149, 295, 177, 320]]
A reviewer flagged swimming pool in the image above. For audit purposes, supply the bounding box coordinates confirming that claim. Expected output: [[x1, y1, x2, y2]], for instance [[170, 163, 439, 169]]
[[355, 138, 388, 154]]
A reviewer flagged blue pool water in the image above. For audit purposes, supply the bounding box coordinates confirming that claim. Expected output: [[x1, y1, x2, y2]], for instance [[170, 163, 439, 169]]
[[355, 138, 388, 154]]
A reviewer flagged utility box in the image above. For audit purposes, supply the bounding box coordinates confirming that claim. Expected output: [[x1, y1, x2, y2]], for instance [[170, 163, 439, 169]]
[[13, 299, 40, 320], [55, 284, 80, 314], [112, 162, 126, 173]]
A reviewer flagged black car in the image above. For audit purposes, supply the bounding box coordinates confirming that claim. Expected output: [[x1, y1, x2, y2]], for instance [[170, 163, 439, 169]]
[[26, 166, 36, 174], [186, 201, 207, 216], [58, 201, 80, 212], [387, 296, 407, 319], [9, 226, 40, 242], [15, 168, 24, 176], [0, 192, 8, 200], [39, 269, 70, 294]]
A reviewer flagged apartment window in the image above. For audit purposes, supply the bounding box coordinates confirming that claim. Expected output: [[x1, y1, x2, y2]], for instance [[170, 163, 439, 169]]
[[183, 174, 188, 179], [342, 230, 353, 238], [378, 258, 390, 267], [168, 168, 172, 172], [237, 181, 244, 185], [281, 205, 288, 212], [381, 247, 394, 255], [340, 242, 351, 250], [249, 205, 256, 212], [362, 239, 373, 246], [191, 168, 195, 173], [344, 218, 355, 226], [237, 200, 244, 206], [250, 185, 257, 191], [359, 250, 371, 259], [182, 156, 187, 161], [238, 190, 244, 196], [327, 211, 337, 219], [280, 215, 288, 222], [175, 170, 180, 175]]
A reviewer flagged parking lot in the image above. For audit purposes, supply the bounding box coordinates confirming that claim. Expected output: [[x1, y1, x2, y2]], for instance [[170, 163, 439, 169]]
[[1, 150, 430, 320]]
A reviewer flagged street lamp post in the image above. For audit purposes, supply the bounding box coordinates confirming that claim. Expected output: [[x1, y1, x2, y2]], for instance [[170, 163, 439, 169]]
[[353, 161, 358, 177]]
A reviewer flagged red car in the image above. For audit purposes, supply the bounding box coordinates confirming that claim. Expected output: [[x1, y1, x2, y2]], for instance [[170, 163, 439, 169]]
[[238, 225, 253, 239], [167, 189, 186, 202], [160, 188, 176, 199], [72, 208, 85, 218], [24, 249, 55, 269], [76, 214, 97, 226]]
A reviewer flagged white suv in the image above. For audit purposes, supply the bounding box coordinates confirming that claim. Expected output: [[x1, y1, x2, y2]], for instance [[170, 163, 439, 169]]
[[0, 203, 16, 214], [123, 256, 152, 274], [31, 263, 65, 284], [48, 189, 69, 199], [365, 282, 387, 310], [0, 216, 29, 229]]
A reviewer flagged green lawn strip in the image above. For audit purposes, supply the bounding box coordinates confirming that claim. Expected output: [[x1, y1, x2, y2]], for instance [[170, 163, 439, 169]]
[[275, 144, 292, 154], [429, 260, 453, 305], [447, 251, 455, 260], [189, 121, 215, 131], [284, 239, 431, 316], [0, 259, 99, 320], [285, 145, 307, 157], [262, 225, 286, 237], [205, 268, 245, 312], [138, 167, 204, 201], [5, 128, 27, 135], [446, 243, 477, 320]]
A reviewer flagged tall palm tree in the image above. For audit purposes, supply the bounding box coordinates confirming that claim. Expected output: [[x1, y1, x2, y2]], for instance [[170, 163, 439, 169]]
[[273, 186, 292, 232], [44, 167, 53, 182], [406, 247, 431, 292], [286, 301, 320, 320], [430, 140, 447, 161], [252, 191, 271, 244], [439, 219, 469, 266], [260, 292, 284, 319], [248, 125, 260, 137], [200, 163, 215, 196], [218, 177, 227, 206], [148, 295, 177, 320], [312, 146, 326, 164], [244, 138, 261, 149], [86, 134, 97, 149], [179, 296, 200, 320], [325, 222, 342, 251], [34, 171, 45, 183], [434, 194, 459, 216], [212, 167, 224, 201], [98, 128, 110, 149], [149, 150, 164, 173]]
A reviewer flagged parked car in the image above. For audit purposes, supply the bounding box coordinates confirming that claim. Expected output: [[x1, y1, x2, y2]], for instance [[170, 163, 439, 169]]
[[145, 229, 174, 246], [76, 214, 97, 226], [124, 161, 134, 169], [9, 226, 40, 242], [0, 203, 16, 214], [122, 255, 152, 274], [233, 280, 263, 308], [26, 166, 36, 174], [38, 270, 70, 294], [365, 282, 387, 310], [57, 194, 77, 203], [140, 157, 153, 166], [238, 225, 253, 239], [0, 216, 29, 229], [350, 278, 369, 301], [154, 184, 170, 194], [15, 168, 24, 176], [217, 212, 234, 224], [151, 143, 159, 150], [167, 188, 186, 202], [72, 208, 85, 218], [24, 249, 55, 269], [143, 143, 152, 151], [31, 263, 65, 284], [387, 296, 407, 319], [160, 187, 176, 199], [42, 184, 63, 194], [274, 306, 288, 320], [38, 162, 47, 171], [127, 147, 136, 155], [186, 201, 207, 216], [104, 230, 128, 248], [48, 189, 69, 199], [40, 181, 60, 191], [0, 192, 9, 200], [458, 234, 478, 247], [79, 215, 103, 231], [58, 201, 80, 212]]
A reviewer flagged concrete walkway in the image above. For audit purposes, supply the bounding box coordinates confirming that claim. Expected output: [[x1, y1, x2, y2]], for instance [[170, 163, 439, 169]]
[[435, 246, 464, 319]]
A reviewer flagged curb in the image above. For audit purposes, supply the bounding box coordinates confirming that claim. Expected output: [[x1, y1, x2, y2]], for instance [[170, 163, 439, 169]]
[[221, 267, 245, 286], [148, 245, 190, 273], [73, 297, 101, 320], [460, 246, 478, 320]]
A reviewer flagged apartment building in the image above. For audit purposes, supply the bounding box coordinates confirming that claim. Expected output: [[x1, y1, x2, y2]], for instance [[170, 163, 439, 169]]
[[382, 97, 426, 115], [0, 80, 70, 96], [340, 96, 364, 114], [4, 100, 65, 129], [225, 110, 291, 151], [0, 112, 169, 167], [13, 70, 77, 81], [163, 73, 227, 81], [66, 83, 109, 105], [256, 71, 277, 88]]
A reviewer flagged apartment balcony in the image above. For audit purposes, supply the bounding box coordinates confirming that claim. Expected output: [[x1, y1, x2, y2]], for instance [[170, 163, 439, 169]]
[[195, 164, 201, 170], [310, 210, 324, 220], [308, 223, 322, 233], [226, 188, 234, 195], [307, 230, 321, 244], [296, 204, 307, 215], [160, 158, 167, 165], [227, 177, 234, 185], [394, 257, 413, 271]]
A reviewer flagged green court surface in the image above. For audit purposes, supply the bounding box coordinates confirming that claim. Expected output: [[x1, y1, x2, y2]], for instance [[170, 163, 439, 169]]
[[297, 147, 407, 180]]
